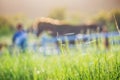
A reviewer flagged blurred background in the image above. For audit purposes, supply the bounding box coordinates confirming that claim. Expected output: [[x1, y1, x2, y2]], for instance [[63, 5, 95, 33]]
[[0, 0, 120, 43], [0, 1, 120, 79]]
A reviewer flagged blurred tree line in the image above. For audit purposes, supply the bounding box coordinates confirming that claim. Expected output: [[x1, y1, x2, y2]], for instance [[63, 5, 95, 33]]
[[0, 9, 120, 37], [0, 14, 32, 37], [48, 8, 120, 32], [113, 10, 120, 32], [0, 17, 14, 36], [48, 8, 66, 20], [48, 8, 81, 25], [92, 10, 120, 32]]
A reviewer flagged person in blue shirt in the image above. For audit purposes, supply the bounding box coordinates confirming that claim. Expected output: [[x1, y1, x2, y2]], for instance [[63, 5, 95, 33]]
[[12, 24, 27, 52]]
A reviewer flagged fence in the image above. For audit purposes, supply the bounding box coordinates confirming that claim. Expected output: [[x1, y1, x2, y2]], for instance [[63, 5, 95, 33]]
[[5, 31, 120, 55], [38, 31, 120, 55]]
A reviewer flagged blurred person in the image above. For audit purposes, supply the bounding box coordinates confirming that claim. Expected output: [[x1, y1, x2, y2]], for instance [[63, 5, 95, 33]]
[[12, 24, 27, 52], [96, 37, 99, 48], [0, 43, 8, 55], [0, 43, 3, 54], [102, 26, 110, 50]]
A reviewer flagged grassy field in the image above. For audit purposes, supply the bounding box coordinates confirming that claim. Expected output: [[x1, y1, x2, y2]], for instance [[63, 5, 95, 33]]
[[0, 34, 120, 80], [0, 45, 120, 80]]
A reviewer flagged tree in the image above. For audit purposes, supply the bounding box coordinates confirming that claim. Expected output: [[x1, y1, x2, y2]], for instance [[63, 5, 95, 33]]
[[112, 10, 120, 33], [92, 11, 117, 31], [48, 8, 66, 20], [65, 12, 81, 25], [0, 16, 14, 36]]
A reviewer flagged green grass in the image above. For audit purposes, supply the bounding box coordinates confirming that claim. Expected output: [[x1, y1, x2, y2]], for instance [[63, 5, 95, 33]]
[[0, 46, 120, 80], [0, 34, 120, 80]]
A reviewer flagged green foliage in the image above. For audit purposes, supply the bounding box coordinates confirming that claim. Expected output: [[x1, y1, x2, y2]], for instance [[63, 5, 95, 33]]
[[94, 12, 109, 25], [65, 13, 81, 25], [48, 8, 66, 20], [92, 11, 120, 31], [0, 17, 14, 36], [112, 10, 120, 31]]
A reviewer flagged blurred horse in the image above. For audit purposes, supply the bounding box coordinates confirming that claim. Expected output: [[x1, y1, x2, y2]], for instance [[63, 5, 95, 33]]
[[36, 22, 102, 37], [31, 18, 103, 47]]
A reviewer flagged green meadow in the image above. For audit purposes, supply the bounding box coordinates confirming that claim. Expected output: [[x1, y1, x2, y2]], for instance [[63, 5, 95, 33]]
[[0, 44, 120, 80]]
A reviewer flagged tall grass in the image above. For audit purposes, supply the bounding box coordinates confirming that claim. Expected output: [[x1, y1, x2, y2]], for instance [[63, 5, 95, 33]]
[[0, 45, 120, 80]]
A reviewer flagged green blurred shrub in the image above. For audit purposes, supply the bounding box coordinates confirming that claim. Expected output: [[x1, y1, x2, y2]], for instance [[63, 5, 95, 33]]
[[48, 8, 66, 20], [0, 17, 14, 36]]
